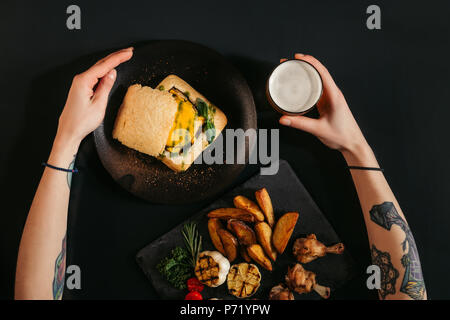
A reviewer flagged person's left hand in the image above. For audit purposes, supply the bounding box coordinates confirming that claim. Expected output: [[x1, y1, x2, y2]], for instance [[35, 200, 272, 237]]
[[56, 47, 133, 146]]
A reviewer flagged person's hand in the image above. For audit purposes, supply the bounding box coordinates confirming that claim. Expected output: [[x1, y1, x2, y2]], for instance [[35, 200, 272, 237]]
[[279, 54, 372, 162], [56, 47, 134, 147]]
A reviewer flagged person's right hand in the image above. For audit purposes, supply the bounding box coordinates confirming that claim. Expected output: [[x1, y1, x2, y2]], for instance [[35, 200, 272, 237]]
[[279, 54, 370, 158]]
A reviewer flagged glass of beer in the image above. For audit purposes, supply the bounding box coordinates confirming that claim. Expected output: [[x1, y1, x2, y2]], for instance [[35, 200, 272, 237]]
[[266, 59, 323, 115]]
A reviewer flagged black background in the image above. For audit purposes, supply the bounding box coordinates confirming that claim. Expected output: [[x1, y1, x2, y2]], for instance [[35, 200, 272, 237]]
[[1, 0, 449, 300]]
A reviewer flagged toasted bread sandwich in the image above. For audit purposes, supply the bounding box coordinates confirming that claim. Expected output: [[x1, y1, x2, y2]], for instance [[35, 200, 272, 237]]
[[113, 75, 227, 172]]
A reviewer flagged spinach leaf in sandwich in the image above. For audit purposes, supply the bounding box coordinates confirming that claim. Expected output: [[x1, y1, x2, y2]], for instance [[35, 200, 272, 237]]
[[195, 98, 216, 144]]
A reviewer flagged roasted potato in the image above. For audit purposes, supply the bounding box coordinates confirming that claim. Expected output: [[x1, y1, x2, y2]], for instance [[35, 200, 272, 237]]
[[247, 244, 273, 271], [227, 219, 257, 246], [272, 212, 299, 254], [255, 188, 275, 227], [254, 222, 277, 261], [233, 196, 265, 222], [217, 229, 238, 262], [207, 208, 255, 223], [240, 246, 252, 262], [208, 218, 226, 255]]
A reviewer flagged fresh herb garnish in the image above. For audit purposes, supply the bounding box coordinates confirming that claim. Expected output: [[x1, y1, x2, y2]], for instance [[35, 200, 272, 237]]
[[157, 222, 202, 290], [182, 222, 202, 268], [157, 247, 192, 290], [158, 85, 165, 91], [195, 98, 216, 144]]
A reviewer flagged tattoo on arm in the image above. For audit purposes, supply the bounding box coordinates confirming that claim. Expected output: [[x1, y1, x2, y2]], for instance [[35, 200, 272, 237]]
[[370, 202, 426, 300], [52, 234, 66, 300], [53, 155, 74, 298], [67, 155, 76, 189], [371, 244, 399, 299]]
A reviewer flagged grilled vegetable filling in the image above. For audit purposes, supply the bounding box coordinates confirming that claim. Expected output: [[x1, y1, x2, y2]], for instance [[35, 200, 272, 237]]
[[165, 88, 201, 153], [164, 87, 217, 154], [195, 98, 216, 144]]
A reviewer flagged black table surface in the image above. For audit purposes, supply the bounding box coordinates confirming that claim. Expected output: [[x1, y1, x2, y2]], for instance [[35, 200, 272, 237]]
[[1, 0, 449, 299]]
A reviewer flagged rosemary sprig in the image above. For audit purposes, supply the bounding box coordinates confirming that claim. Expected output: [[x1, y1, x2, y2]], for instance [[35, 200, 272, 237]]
[[182, 222, 202, 268]]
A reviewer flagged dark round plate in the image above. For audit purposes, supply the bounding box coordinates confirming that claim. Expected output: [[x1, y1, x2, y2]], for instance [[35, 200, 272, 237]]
[[94, 40, 257, 204]]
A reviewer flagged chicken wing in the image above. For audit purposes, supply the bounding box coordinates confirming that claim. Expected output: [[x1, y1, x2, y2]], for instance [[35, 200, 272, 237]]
[[269, 283, 294, 300], [285, 263, 330, 299], [293, 234, 344, 263]]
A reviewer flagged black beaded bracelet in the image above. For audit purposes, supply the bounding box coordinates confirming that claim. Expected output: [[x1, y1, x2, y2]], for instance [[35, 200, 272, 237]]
[[42, 162, 78, 173], [347, 166, 384, 172]]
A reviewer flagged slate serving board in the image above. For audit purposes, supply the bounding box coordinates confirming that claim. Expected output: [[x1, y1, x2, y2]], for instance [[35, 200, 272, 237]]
[[136, 160, 355, 300]]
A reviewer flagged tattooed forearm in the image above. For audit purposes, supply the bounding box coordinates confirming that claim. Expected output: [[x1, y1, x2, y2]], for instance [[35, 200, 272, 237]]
[[52, 234, 66, 299], [66, 155, 76, 189], [370, 202, 426, 300], [371, 244, 399, 299]]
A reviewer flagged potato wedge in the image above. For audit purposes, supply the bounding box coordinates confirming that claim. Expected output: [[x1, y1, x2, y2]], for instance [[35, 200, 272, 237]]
[[227, 219, 257, 246], [240, 246, 251, 262], [233, 196, 265, 222], [272, 212, 299, 254], [217, 229, 238, 262], [207, 208, 255, 223], [208, 218, 226, 255], [255, 188, 275, 227], [247, 244, 273, 271], [254, 222, 277, 261]]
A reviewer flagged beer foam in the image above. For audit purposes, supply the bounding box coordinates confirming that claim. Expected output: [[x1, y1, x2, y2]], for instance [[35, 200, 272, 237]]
[[268, 60, 322, 113]]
